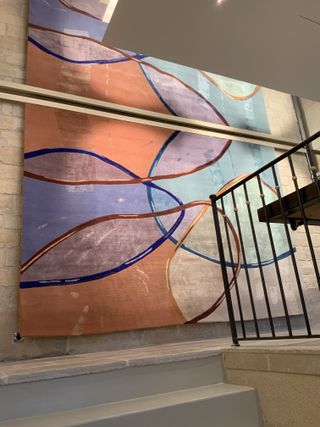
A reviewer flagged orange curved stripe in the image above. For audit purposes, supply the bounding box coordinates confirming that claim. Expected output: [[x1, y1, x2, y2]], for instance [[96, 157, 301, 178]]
[[199, 70, 261, 101], [185, 174, 277, 323], [58, 0, 101, 20], [166, 204, 209, 285], [166, 204, 210, 322], [165, 199, 241, 324], [24, 146, 229, 185], [216, 173, 277, 197], [28, 24, 231, 129], [29, 23, 110, 50], [21, 200, 210, 274], [186, 207, 241, 323], [216, 173, 252, 196]]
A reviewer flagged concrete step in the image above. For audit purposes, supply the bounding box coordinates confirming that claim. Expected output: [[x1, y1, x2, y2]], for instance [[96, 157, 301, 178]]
[[0, 347, 223, 421], [0, 383, 262, 427]]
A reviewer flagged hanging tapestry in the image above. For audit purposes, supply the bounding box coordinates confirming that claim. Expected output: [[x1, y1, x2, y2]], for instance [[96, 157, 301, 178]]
[[20, 0, 300, 336]]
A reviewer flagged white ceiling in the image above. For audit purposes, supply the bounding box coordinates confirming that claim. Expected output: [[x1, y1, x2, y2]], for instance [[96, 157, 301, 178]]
[[104, 0, 320, 101]]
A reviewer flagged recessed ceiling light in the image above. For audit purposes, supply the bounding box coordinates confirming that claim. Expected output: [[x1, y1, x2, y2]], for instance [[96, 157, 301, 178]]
[[216, 0, 225, 5]]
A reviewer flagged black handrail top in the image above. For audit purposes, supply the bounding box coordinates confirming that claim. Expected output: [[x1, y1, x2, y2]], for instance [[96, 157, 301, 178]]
[[210, 130, 320, 201]]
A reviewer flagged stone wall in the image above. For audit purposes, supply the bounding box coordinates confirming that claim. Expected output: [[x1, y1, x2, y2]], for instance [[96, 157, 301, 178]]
[[0, 0, 28, 360], [0, 0, 225, 362], [0, 0, 318, 361], [266, 88, 320, 323], [224, 348, 320, 427]]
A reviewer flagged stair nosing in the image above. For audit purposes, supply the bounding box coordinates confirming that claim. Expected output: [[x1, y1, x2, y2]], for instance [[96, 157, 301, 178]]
[[0, 383, 256, 427], [0, 345, 224, 386]]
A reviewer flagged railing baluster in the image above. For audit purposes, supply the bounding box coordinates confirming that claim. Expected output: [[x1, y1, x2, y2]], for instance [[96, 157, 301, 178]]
[[221, 197, 246, 339], [272, 165, 312, 335], [231, 191, 260, 338], [210, 131, 320, 343], [304, 150, 320, 288], [257, 175, 292, 336], [210, 195, 239, 346], [211, 131, 320, 200], [307, 155, 320, 201], [243, 182, 276, 337], [287, 155, 320, 289]]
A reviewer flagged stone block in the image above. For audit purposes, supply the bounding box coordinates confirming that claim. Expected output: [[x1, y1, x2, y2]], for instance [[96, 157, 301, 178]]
[[0, 63, 24, 82], [0, 194, 13, 213], [4, 214, 22, 230], [6, 22, 27, 39], [12, 194, 22, 212], [0, 15, 26, 31], [5, 246, 21, 267], [5, 51, 26, 67], [0, 267, 20, 286], [223, 351, 270, 372], [0, 229, 20, 246], [225, 367, 320, 427], [0, 178, 22, 194], [0, 22, 5, 36], [1, 103, 13, 116], [0, 146, 23, 165], [0, 164, 23, 181], [0, 115, 22, 131], [0, 248, 6, 266], [0, 284, 18, 310], [0, 130, 24, 147]]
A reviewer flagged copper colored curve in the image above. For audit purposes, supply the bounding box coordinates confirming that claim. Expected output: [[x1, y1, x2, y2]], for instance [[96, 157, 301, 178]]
[[183, 174, 277, 323], [28, 24, 231, 129], [185, 206, 241, 323], [24, 145, 229, 185], [58, 0, 101, 20], [199, 70, 261, 101], [21, 200, 211, 274]]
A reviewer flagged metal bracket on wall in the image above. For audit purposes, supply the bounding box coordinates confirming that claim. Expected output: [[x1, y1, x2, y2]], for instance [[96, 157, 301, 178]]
[[12, 332, 24, 343], [292, 95, 319, 175]]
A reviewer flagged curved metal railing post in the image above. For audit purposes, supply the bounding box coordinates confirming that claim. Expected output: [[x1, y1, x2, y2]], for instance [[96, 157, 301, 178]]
[[210, 194, 239, 346]]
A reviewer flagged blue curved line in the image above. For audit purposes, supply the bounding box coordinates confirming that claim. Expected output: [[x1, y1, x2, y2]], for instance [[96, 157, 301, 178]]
[[24, 147, 140, 178], [149, 181, 295, 268], [146, 134, 294, 268], [20, 211, 184, 289], [149, 131, 181, 171], [21, 147, 184, 288], [24, 147, 184, 200], [28, 37, 146, 64], [139, 63, 177, 116], [25, 147, 157, 186]]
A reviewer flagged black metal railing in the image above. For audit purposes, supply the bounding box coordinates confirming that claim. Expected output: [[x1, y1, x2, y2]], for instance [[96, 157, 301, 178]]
[[211, 131, 320, 345]]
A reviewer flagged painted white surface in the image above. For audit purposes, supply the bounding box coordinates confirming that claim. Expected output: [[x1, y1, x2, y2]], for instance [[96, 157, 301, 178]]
[[105, 0, 320, 101]]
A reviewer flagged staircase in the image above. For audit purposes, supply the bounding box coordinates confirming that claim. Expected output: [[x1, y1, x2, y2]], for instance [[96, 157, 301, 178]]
[[0, 342, 262, 426]]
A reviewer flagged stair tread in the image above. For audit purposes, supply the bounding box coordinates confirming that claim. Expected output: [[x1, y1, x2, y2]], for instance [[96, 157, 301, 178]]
[[0, 383, 256, 427], [0, 339, 227, 386]]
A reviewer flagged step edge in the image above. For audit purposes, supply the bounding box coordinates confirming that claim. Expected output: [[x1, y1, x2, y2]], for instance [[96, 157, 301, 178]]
[[0, 383, 257, 427], [0, 349, 223, 386]]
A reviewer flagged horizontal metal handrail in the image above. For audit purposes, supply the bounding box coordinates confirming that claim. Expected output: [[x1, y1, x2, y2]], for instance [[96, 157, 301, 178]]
[[0, 80, 305, 150], [211, 130, 320, 201]]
